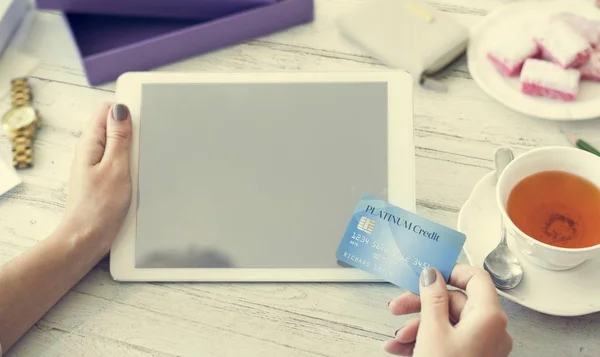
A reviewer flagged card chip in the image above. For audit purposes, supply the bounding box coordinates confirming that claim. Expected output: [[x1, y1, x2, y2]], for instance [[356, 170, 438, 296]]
[[357, 216, 376, 234]]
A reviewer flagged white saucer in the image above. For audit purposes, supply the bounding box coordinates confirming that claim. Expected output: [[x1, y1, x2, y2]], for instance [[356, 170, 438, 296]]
[[458, 172, 600, 316], [468, 0, 600, 120]]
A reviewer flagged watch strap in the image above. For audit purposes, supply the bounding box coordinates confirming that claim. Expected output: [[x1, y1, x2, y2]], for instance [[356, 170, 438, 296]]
[[11, 124, 36, 169], [11, 78, 33, 107], [9, 78, 37, 169]]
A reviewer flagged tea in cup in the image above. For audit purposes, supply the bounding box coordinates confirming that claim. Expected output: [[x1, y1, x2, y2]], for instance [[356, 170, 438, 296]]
[[496, 146, 600, 270]]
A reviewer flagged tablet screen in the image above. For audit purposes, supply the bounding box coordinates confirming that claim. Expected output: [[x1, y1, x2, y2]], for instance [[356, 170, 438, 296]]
[[135, 82, 388, 268]]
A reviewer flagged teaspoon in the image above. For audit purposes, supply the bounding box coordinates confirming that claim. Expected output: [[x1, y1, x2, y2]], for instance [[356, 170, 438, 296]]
[[483, 147, 524, 290]]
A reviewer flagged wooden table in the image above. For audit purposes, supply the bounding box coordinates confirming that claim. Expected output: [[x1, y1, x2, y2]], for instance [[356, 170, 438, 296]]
[[1, 0, 599, 356]]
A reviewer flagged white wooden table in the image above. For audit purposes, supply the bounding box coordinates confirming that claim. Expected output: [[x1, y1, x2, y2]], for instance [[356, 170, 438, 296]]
[[1, 0, 599, 356]]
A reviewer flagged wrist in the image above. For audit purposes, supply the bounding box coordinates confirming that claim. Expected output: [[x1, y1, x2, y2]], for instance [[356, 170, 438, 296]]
[[54, 216, 111, 262]]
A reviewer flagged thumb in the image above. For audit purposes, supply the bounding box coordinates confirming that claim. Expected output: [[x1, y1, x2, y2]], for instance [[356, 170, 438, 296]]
[[102, 103, 132, 164], [76, 104, 110, 166], [419, 268, 452, 332]]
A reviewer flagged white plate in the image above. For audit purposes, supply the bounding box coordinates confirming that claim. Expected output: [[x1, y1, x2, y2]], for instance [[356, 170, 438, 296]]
[[458, 171, 600, 316], [468, 0, 600, 121]]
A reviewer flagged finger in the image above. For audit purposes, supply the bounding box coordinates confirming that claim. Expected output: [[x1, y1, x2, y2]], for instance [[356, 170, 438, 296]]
[[395, 317, 420, 344], [498, 333, 514, 356], [389, 292, 420, 315], [447, 290, 467, 324], [389, 290, 467, 323], [418, 268, 452, 331], [383, 339, 415, 356], [449, 264, 499, 305], [77, 104, 110, 166], [102, 103, 132, 165]]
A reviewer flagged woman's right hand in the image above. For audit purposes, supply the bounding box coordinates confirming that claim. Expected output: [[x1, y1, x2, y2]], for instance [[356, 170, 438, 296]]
[[385, 264, 513, 357]]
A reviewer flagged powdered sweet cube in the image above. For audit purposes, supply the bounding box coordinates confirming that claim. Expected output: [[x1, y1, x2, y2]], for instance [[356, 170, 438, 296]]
[[520, 59, 581, 101], [553, 12, 600, 49], [534, 20, 592, 68], [487, 37, 540, 76], [580, 51, 600, 81]]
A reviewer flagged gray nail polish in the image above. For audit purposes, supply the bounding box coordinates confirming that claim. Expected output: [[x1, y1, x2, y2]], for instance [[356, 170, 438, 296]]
[[420, 268, 437, 286], [112, 104, 129, 121], [394, 323, 406, 337]]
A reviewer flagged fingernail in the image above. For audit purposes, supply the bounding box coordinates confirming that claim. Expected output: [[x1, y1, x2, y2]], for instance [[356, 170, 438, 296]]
[[394, 323, 406, 337], [420, 268, 436, 286], [112, 104, 129, 121], [387, 301, 391, 307]]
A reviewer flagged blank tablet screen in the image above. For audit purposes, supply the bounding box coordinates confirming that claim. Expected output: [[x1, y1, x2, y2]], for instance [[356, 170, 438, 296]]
[[135, 82, 388, 268]]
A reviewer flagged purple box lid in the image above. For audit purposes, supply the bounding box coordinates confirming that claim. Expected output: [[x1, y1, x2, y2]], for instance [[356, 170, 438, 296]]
[[65, 0, 314, 85], [36, 0, 276, 20]]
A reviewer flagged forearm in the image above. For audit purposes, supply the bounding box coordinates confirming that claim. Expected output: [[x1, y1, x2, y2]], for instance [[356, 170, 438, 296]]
[[0, 223, 107, 351]]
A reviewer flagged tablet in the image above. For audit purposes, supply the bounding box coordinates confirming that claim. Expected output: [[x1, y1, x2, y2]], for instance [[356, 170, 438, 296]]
[[110, 71, 415, 282]]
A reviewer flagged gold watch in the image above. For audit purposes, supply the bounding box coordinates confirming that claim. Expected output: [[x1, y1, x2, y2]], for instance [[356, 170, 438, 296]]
[[1, 78, 41, 169]]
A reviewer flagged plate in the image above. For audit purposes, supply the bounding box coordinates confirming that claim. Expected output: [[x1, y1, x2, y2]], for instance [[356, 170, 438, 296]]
[[468, 0, 600, 120], [458, 171, 600, 316]]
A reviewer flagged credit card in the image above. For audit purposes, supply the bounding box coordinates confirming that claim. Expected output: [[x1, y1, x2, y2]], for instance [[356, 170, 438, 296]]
[[335, 195, 466, 294]]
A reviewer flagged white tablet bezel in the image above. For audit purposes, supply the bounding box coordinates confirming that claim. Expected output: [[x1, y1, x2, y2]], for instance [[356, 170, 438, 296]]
[[110, 70, 415, 282]]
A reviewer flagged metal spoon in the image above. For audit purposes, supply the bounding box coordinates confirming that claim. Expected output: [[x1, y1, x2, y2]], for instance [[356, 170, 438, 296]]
[[483, 147, 524, 290]]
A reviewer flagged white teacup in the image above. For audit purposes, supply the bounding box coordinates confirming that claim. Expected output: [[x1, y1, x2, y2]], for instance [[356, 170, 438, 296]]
[[496, 146, 600, 271]]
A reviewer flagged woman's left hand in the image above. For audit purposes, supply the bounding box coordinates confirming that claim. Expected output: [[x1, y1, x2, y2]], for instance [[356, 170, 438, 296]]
[[60, 103, 133, 254]]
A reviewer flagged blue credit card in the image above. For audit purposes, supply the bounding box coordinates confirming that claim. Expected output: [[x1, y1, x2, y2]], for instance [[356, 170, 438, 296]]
[[335, 195, 466, 295]]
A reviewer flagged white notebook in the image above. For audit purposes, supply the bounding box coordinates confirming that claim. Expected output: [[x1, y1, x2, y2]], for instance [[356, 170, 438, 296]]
[[0, 156, 21, 197]]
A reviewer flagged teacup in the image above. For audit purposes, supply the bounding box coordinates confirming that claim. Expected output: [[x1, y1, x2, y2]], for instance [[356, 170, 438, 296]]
[[496, 146, 600, 271]]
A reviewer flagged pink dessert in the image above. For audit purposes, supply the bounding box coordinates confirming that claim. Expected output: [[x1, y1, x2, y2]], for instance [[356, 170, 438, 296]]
[[520, 59, 581, 101], [553, 12, 600, 49], [580, 51, 600, 81], [534, 20, 592, 68], [487, 37, 540, 76]]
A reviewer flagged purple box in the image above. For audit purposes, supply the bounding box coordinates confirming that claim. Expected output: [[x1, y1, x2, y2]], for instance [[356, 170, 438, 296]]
[[37, 0, 277, 20], [63, 0, 314, 85]]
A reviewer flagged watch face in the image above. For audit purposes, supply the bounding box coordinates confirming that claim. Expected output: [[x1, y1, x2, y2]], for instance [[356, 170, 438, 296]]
[[2, 106, 36, 130]]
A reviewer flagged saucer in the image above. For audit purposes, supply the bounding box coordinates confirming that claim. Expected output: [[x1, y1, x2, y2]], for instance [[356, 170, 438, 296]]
[[458, 172, 600, 316]]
